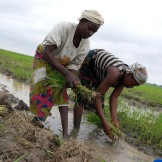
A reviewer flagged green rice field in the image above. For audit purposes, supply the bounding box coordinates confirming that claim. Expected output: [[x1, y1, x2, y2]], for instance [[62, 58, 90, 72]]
[[0, 49, 33, 83]]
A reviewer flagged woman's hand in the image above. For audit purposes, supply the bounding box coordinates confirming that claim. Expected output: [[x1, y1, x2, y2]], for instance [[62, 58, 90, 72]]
[[64, 72, 80, 88], [112, 120, 120, 129], [103, 123, 114, 140], [103, 123, 120, 144]]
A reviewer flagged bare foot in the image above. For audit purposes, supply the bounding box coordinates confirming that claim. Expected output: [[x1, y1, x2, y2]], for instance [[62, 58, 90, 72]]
[[69, 128, 79, 139], [62, 134, 70, 141]]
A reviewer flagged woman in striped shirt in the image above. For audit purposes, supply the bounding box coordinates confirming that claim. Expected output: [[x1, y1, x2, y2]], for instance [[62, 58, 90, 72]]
[[74, 49, 148, 140]]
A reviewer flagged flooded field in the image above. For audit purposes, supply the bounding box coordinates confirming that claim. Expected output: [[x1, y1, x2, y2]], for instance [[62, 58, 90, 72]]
[[0, 73, 156, 162]]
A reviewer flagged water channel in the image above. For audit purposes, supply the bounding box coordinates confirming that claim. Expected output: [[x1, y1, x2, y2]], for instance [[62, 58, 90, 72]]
[[0, 73, 156, 162]]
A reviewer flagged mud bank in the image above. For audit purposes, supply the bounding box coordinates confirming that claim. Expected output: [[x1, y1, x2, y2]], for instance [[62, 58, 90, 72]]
[[0, 90, 103, 162]]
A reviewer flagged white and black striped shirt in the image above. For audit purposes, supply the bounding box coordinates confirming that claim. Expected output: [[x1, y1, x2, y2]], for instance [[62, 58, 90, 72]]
[[94, 50, 127, 81]]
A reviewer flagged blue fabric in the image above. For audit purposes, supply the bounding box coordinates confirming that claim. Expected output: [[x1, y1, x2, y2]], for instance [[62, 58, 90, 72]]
[[153, 159, 162, 162]]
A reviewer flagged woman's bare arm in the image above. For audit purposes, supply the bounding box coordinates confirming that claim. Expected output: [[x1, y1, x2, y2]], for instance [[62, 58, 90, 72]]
[[42, 45, 80, 88]]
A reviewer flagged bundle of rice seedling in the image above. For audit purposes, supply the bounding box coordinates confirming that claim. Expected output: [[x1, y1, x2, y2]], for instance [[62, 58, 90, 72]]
[[46, 70, 99, 104], [86, 112, 125, 142], [109, 122, 125, 141]]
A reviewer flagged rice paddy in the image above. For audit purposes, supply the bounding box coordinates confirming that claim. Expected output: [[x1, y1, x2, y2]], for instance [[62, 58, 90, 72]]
[[0, 49, 162, 153]]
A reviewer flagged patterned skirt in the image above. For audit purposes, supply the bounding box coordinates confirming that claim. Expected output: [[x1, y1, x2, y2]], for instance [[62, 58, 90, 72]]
[[29, 45, 68, 121]]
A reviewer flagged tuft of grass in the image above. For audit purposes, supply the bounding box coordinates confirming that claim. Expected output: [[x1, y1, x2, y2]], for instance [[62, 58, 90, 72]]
[[53, 135, 64, 146]]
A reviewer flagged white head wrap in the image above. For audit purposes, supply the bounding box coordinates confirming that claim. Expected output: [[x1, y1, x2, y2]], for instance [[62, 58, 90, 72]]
[[129, 63, 148, 84], [78, 9, 104, 25]]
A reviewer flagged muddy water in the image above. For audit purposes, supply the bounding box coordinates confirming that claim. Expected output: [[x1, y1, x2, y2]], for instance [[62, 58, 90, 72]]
[[0, 73, 155, 162], [0, 74, 29, 105]]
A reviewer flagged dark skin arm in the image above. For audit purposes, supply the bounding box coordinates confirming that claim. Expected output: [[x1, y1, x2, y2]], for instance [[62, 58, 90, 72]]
[[42, 45, 80, 88], [94, 66, 121, 138], [109, 84, 124, 128]]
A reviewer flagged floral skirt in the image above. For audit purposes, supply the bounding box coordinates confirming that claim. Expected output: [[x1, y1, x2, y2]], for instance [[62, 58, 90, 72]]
[[29, 45, 68, 121]]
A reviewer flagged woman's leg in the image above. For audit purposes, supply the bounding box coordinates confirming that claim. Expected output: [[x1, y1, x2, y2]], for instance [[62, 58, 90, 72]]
[[73, 103, 84, 129], [59, 106, 69, 138]]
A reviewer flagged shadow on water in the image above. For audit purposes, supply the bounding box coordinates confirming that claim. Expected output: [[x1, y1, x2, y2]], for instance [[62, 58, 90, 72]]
[[0, 73, 155, 162]]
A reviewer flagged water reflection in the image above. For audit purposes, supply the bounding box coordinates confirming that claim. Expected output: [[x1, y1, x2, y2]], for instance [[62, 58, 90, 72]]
[[0, 73, 30, 105]]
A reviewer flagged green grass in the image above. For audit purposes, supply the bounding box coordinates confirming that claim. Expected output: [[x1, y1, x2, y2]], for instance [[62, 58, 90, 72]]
[[0, 49, 33, 82], [121, 84, 162, 106]]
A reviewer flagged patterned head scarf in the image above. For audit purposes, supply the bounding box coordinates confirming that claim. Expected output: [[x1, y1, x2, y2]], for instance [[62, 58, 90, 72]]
[[78, 9, 104, 25], [129, 63, 148, 84]]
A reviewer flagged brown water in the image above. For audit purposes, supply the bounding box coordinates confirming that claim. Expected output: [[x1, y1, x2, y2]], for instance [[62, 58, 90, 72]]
[[0, 73, 155, 162]]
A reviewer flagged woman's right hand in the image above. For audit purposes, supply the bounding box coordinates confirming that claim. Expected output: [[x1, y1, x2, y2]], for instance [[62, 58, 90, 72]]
[[112, 120, 120, 129], [64, 72, 80, 88]]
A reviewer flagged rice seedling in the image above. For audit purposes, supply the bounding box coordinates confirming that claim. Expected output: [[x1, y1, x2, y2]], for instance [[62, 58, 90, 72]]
[[109, 122, 125, 139], [46, 70, 99, 103], [118, 101, 162, 150], [86, 111, 125, 140], [86, 98, 162, 151]]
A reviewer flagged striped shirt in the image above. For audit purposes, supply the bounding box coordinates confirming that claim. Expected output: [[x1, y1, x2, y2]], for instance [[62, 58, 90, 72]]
[[94, 50, 127, 81]]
